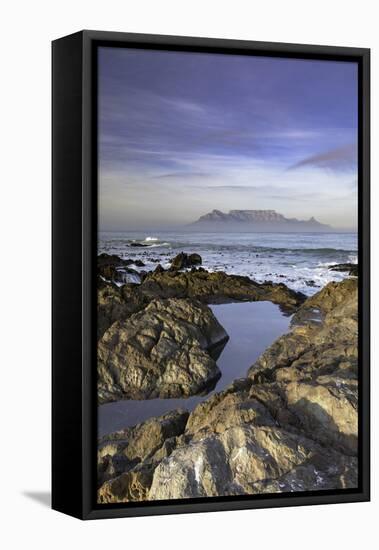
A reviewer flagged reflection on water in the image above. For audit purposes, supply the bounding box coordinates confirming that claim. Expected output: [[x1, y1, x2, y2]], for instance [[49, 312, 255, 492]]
[[98, 301, 291, 437]]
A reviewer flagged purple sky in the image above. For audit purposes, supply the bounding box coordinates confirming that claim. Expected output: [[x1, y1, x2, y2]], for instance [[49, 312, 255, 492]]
[[98, 47, 358, 231]]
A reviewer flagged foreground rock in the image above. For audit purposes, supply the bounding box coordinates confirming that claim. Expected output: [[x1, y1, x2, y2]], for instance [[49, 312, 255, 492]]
[[248, 278, 358, 455], [97, 268, 306, 338], [98, 278, 358, 501], [98, 409, 189, 502], [98, 298, 229, 402], [149, 424, 356, 500]]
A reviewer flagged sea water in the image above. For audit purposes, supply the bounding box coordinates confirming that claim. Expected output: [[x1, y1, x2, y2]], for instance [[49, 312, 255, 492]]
[[98, 231, 357, 296]]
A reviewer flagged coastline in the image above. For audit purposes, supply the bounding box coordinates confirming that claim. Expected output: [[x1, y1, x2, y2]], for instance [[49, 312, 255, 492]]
[[99, 230, 358, 296], [97, 250, 358, 503]]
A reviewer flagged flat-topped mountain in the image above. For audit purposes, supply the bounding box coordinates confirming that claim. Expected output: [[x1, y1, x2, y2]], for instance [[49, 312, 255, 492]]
[[191, 209, 331, 232]]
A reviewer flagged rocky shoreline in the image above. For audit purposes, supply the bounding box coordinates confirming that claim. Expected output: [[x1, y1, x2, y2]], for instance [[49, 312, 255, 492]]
[[97, 252, 358, 502]]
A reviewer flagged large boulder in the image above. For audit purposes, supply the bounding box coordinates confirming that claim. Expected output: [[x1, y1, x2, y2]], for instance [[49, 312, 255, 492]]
[[97, 298, 229, 402]]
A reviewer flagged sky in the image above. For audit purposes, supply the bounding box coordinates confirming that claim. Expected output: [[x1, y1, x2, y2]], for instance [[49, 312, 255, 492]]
[[98, 47, 358, 231]]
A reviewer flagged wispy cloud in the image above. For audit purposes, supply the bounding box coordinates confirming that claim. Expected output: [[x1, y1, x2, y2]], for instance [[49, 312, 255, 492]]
[[153, 171, 212, 179], [289, 143, 357, 171]]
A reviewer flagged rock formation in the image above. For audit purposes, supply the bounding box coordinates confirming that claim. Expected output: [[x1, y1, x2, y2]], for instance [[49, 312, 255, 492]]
[[98, 298, 229, 402], [97, 278, 358, 502]]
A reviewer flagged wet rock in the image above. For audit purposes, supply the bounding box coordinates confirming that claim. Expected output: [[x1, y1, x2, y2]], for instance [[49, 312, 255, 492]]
[[329, 263, 358, 277], [113, 267, 141, 285], [170, 252, 202, 270], [97, 298, 229, 402], [97, 253, 134, 281], [129, 242, 150, 247]]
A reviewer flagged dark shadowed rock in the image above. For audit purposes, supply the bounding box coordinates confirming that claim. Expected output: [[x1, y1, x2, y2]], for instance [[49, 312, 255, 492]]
[[189, 253, 202, 265], [97, 253, 134, 281], [141, 270, 305, 313], [98, 298, 229, 402], [170, 252, 202, 270], [329, 263, 358, 277], [154, 263, 165, 274], [97, 253, 142, 285]]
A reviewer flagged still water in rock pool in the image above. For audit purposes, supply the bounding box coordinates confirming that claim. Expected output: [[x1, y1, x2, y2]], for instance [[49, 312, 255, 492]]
[[98, 301, 291, 437]]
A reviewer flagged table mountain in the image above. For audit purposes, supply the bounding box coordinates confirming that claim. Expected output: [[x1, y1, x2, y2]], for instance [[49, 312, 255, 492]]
[[191, 209, 331, 232]]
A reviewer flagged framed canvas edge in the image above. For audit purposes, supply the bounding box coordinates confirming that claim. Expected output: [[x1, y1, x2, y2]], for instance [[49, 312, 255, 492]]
[[53, 30, 370, 520]]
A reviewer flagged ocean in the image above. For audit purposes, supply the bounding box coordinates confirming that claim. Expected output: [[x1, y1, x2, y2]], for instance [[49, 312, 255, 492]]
[[98, 231, 358, 296]]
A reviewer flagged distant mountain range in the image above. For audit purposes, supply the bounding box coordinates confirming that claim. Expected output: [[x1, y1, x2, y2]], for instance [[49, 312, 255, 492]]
[[190, 209, 332, 232]]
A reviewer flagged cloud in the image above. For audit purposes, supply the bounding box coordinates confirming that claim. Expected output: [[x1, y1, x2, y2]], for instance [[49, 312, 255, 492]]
[[153, 171, 211, 179], [98, 48, 358, 231], [289, 143, 357, 171]]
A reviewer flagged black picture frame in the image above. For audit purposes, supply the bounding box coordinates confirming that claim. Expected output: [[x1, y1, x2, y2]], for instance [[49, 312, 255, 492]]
[[52, 30, 370, 520]]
